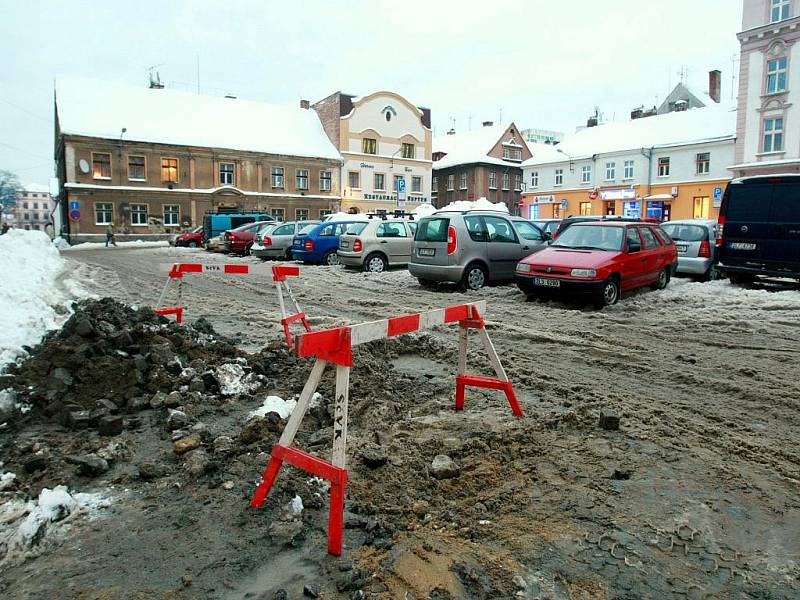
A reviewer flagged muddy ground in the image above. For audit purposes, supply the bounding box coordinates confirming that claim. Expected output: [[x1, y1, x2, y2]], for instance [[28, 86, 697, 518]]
[[1, 244, 799, 600]]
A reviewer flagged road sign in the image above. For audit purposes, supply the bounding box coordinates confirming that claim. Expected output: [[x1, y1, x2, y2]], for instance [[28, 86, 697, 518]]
[[713, 186, 723, 208], [396, 178, 406, 193], [589, 191, 598, 200], [69, 201, 80, 210], [69, 209, 81, 221], [561, 198, 568, 209]]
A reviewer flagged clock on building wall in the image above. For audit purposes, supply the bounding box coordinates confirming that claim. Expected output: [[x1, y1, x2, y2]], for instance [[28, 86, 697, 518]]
[[79, 159, 90, 174]]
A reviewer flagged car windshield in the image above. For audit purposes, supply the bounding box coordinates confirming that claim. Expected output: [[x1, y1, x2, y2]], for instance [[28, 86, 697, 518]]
[[552, 225, 623, 251], [345, 223, 369, 235], [661, 223, 708, 242]]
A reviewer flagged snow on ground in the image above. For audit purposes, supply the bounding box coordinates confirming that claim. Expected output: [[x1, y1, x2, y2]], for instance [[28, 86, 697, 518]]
[[248, 395, 297, 420], [0, 230, 87, 369], [61, 240, 169, 251]]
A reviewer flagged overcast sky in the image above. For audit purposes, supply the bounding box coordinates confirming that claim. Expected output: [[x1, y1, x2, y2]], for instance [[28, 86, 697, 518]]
[[0, 0, 742, 186]]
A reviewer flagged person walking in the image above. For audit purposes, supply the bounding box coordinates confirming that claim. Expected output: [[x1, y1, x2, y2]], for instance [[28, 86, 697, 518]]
[[1, 222, 9, 235], [105, 224, 117, 247]]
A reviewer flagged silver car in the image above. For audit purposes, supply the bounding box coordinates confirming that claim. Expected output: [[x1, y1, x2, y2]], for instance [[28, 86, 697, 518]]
[[660, 219, 719, 280], [338, 217, 417, 272], [251, 220, 320, 260], [408, 210, 549, 290]]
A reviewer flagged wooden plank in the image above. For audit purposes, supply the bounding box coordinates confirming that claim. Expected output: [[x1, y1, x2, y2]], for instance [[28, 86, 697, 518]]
[[478, 326, 508, 381], [278, 359, 327, 446], [331, 365, 350, 468], [457, 328, 468, 376]]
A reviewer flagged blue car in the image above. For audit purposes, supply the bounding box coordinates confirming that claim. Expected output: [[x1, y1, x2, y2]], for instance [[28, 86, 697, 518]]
[[291, 220, 362, 265]]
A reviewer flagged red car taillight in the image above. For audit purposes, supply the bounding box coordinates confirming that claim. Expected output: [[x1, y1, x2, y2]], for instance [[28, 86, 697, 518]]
[[698, 240, 711, 257], [263, 236, 272, 246], [716, 215, 726, 248], [447, 226, 457, 255], [304, 239, 314, 251], [353, 239, 363, 252]]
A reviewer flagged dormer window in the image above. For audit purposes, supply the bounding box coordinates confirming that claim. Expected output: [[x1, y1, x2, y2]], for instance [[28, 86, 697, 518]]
[[381, 105, 397, 122]]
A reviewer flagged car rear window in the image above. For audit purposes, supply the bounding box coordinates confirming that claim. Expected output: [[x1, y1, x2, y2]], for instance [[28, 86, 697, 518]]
[[415, 217, 449, 242], [272, 223, 294, 236], [299, 223, 316, 234], [725, 185, 771, 221], [771, 184, 800, 221], [661, 224, 707, 242], [345, 223, 368, 235]]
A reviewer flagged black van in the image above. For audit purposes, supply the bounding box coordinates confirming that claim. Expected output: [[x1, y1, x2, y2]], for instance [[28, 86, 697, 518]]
[[717, 175, 800, 283]]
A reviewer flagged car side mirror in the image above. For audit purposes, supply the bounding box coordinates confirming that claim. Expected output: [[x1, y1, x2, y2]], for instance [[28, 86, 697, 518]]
[[628, 243, 642, 253]]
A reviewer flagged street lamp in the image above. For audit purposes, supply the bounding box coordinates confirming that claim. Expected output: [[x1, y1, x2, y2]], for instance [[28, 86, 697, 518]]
[[556, 148, 574, 172]]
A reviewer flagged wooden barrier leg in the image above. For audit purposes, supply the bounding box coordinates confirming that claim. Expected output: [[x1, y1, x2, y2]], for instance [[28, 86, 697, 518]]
[[328, 364, 350, 556], [455, 328, 468, 410], [477, 327, 523, 417]]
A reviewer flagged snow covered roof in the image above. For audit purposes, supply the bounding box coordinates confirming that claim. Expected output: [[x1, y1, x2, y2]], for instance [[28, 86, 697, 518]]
[[56, 78, 342, 161], [23, 183, 50, 194], [433, 124, 520, 170], [523, 104, 736, 167]]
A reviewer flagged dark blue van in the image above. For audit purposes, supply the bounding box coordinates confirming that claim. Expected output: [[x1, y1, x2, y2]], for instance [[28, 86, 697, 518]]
[[718, 175, 800, 283], [203, 212, 273, 248]]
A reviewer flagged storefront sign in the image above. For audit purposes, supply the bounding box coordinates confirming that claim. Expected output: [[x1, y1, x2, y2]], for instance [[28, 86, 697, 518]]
[[533, 195, 556, 204], [359, 162, 374, 169], [600, 189, 637, 201]]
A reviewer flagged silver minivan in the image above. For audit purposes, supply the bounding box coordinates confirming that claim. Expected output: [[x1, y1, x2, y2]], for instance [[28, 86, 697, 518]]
[[338, 217, 417, 272], [408, 210, 548, 290], [660, 219, 719, 280]]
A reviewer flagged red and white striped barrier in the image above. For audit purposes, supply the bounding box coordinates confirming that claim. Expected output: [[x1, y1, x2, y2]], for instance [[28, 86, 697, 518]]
[[250, 300, 522, 556], [154, 262, 250, 323], [272, 265, 312, 349]]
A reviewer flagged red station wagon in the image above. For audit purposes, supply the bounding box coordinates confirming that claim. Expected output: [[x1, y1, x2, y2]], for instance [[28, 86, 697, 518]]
[[515, 221, 678, 306]]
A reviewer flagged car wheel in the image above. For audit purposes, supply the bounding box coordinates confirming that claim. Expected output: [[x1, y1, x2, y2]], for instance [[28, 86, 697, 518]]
[[461, 263, 487, 291], [651, 268, 669, 290], [364, 253, 387, 273], [598, 278, 620, 307], [284, 248, 293, 260], [245, 243, 253, 256], [323, 251, 339, 266], [187, 240, 198, 248]]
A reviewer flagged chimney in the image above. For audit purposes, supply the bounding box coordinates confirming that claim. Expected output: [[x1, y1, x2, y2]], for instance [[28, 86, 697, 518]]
[[708, 70, 721, 103], [587, 116, 598, 128], [447, 128, 456, 135], [300, 99, 310, 109], [482, 121, 494, 127]]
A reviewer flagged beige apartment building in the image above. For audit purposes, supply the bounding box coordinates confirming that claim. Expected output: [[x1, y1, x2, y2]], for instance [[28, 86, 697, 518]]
[[311, 91, 432, 213], [12, 184, 53, 232], [55, 78, 342, 242]]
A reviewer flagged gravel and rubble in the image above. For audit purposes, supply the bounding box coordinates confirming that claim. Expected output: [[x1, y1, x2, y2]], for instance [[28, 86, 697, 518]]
[[0, 246, 798, 599]]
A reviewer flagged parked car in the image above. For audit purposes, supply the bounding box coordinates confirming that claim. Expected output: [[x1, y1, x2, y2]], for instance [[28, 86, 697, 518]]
[[660, 219, 719, 280], [408, 210, 548, 290], [291, 220, 364, 265], [251, 220, 320, 260], [220, 221, 273, 255], [532, 219, 560, 239], [717, 174, 800, 284], [515, 221, 678, 306], [206, 235, 223, 252], [173, 226, 204, 248], [203, 212, 273, 249], [338, 216, 418, 272]]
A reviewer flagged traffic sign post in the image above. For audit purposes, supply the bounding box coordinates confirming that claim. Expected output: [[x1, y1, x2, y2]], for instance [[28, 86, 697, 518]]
[[713, 186, 723, 208], [69, 209, 81, 222], [396, 177, 407, 210]]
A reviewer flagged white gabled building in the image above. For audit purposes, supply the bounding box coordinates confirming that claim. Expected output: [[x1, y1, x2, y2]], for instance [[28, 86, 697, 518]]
[[521, 103, 736, 222]]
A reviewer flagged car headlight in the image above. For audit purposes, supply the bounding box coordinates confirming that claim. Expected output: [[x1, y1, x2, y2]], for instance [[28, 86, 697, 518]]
[[570, 268, 597, 277], [516, 263, 531, 273]]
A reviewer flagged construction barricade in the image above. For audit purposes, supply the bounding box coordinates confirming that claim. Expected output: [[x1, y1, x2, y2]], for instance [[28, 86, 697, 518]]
[[154, 262, 250, 323], [250, 300, 522, 556], [272, 265, 312, 349]]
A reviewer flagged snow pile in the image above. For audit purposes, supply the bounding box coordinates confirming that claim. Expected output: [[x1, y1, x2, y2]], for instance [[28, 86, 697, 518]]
[[62, 240, 169, 251], [0, 229, 84, 368], [438, 197, 509, 213], [248, 395, 297, 420], [322, 212, 370, 223], [52, 236, 71, 250], [215, 363, 261, 396], [0, 471, 16, 491], [410, 203, 437, 217]]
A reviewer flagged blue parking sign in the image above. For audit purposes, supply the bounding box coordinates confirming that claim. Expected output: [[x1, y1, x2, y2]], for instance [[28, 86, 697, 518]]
[[397, 178, 406, 193], [713, 187, 722, 200]]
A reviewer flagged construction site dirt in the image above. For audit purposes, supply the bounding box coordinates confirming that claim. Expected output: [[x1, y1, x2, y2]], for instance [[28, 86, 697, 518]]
[[1, 245, 798, 600]]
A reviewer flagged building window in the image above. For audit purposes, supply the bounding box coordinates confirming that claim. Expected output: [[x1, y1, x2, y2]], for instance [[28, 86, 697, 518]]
[[161, 158, 178, 183], [772, 0, 791, 22], [503, 147, 522, 161], [530, 172, 538, 188], [319, 170, 332, 192], [271, 167, 284, 188], [295, 208, 309, 221], [514, 174, 522, 191], [42, 203, 48, 209], [489, 171, 497, 189], [33, 202, 38, 209], [23, 213, 29, 220], [624, 160, 635, 179], [220, 162, 235, 186], [349, 171, 361, 189], [393, 175, 405, 193], [401, 143, 415, 159], [130, 204, 148, 226], [696, 152, 710, 174], [460, 172, 467, 190], [32, 213, 38, 221], [23, 202, 28, 209], [581, 166, 591, 184], [432, 176, 438, 191], [95, 203, 112, 225], [163, 204, 180, 226], [579, 202, 591, 215], [502, 173, 510, 190], [295, 169, 309, 190], [693, 196, 710, 219], [320, 209, 332, 218], [362, 138, 377, 154], [446, 174, 454, 190], [92, 153, 111, 179], [767, 57, 788, 93], [412, 176, 422, 193], [374, 173, 385, 191], [657, 157, 670, 177], [605, 162, 615, 180], [764, 117, 784, 152], [271, 208, 285, 221], [554, 169, 563, 186], [128, 155, 146, 181]]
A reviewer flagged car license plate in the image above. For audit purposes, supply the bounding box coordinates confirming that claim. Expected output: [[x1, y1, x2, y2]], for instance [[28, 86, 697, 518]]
[[730, 242, 757, 250], [340, 240, 349, 249], [533, 277, 560, 288], [677, 244, 688, 253], [418, 248, 435, 256]]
